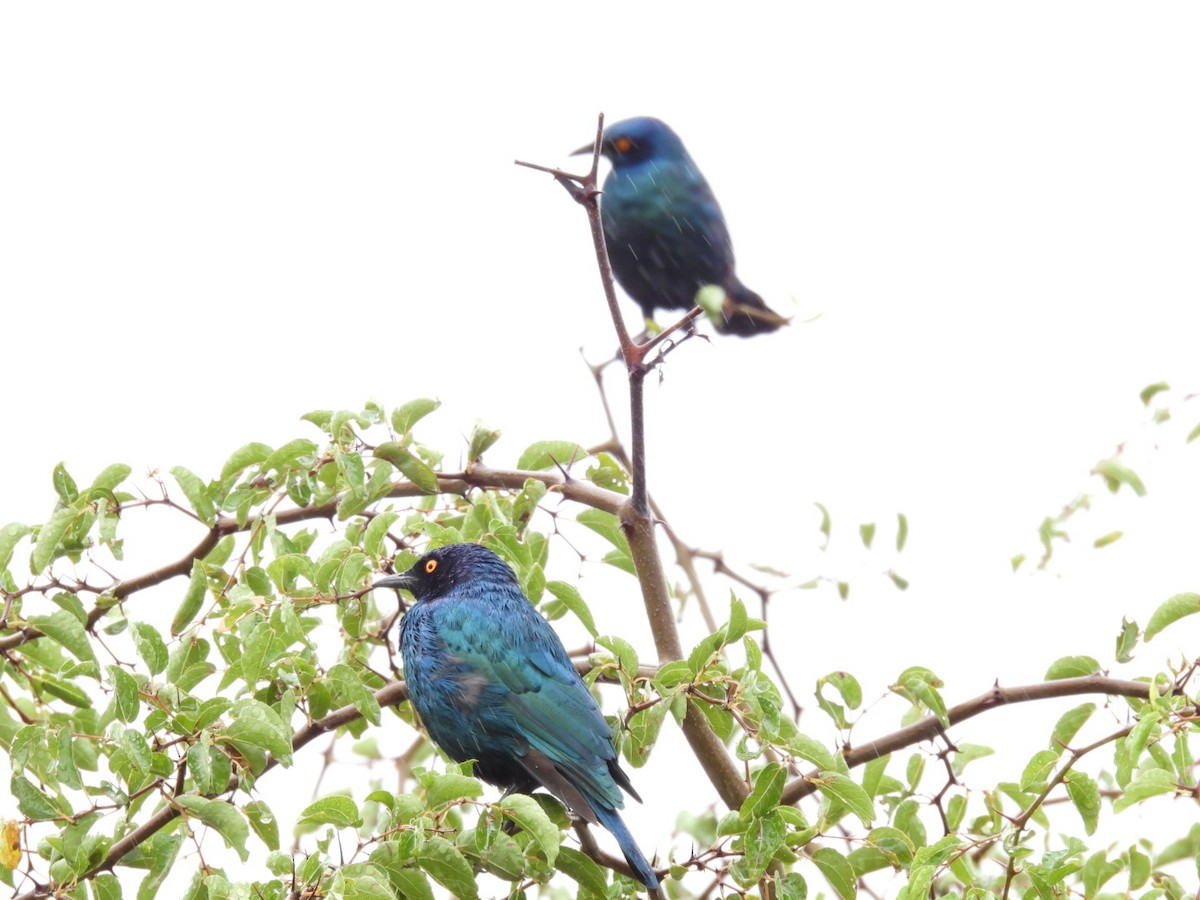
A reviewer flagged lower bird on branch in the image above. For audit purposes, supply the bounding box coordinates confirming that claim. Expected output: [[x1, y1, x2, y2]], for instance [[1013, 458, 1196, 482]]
[[375, 542, 660, 889]]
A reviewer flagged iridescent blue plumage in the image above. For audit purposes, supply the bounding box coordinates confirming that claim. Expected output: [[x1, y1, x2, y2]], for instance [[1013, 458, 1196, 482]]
[[375, 543, 658, 889], [581, 116, 787, 337]]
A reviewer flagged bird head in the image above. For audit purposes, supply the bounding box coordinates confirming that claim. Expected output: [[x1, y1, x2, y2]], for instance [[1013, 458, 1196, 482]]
[[374, 543, 516, 602], [573, 116, 688, 169]]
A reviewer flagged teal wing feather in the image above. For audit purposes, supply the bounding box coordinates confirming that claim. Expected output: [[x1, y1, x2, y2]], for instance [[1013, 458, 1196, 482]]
[[435, 596, 626, 810]]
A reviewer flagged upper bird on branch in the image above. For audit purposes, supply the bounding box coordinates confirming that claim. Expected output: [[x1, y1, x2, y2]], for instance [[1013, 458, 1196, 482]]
[[578, 116, 788, 338]]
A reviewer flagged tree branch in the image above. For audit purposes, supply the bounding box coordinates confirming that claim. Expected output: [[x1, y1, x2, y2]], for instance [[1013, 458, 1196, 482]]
[[780, 675, 1157, 805]]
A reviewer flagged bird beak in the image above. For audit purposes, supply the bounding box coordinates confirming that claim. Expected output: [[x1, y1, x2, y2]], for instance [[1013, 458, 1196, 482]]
[[572, 140, 598, 157], [374, 573, 416, 593]]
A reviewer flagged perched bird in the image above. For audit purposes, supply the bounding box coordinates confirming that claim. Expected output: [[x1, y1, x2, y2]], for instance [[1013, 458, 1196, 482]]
[[577, 116, 787, 337], [375, 543, 659, 889]]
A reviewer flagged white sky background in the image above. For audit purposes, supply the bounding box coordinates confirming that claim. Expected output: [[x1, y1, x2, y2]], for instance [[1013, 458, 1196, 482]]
[[2, 2, 1200, 894]]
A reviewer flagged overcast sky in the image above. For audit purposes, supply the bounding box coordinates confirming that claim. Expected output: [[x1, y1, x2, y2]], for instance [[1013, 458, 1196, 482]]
[[3, 2, 1199, 892]]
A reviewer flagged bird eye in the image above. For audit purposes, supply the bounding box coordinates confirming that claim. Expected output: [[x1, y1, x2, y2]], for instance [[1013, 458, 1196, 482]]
[[614, 136, 633, 154], [424, 559, 438, 574]]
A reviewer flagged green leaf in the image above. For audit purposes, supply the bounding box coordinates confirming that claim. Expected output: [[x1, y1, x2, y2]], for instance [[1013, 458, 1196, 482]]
[[131, 623, 169, 675], [1019, 749, 1060, 792], [814, 502, 831, 550], [373, 443, 438, 493], [1044, 655, 1100, 680], [1051, 703, 1096, 749], [30, 507, 74, 573], [815, 772, 875, 827], [220, 442, 273, 481], [741, 762, 786, 819], [544, 581, 597, 637], [52, 462, 79, 504], [811, 846, 856, 900], [385, 866, 436, 900], [725, 593, 750, 642], [1126, 844, 1151, 888], [326, 663, 382, 726], [187, 740, 230, 795], [1092, 458, 1146, 496], [91, 873, 123, 900], [945, 794, 966, 831], [329, 869, 396, 900], [32, 672, 92, 708], [56, 727, 82, 790], [818, 671, 861, 712], [867, 826, 914, 869], [896, 513, 908, 551], [858, 522, 875, 549], [576, 508, 634, 574], [626, 696, 665, 768], [788, 733, 838, 772], [949, 743, 993, 776], [172, 561, 208, 635], [12, 772, 67, 819], [911, 834, 962, 868], [466, 423, 501, 464], [555, 845, 609, 896], [224, 698, 293, 766], [244, 799, 280, 851], [392, 398, 441, 434], [28, 609, 96, 663], [1114, 617, 1139, 663], [107, 665, 141, 723], [1112, 768, 1177, 811], [1093, 530, 1122, 548], [298, 795, 361, 828], [170, 466, 216, 524], [1140, 381, 1170, 405], [135, 832, 183, 900], [175, 796, 250, 861], [50, 589, 87, 624], [778, 873, 809, 900], [1079, 851, 1123, 897], [420, 771, 483, 809], [1065, 770, 1100, 834], [731, 810, 786, 886], [894, 667, 947, 725], [119, 727, 154, 772], [0, 521, 31, 572], [1144, 592, 1200, 640], [498, 792, 560, 866], [417, 835, 479, 900], [695, 284, 726, 324], [517, 440, 589, 471], [89, 463, 132, 493]]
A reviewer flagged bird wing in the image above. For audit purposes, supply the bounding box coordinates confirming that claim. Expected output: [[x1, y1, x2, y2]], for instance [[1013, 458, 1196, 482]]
[[435, 599, 627, 812]]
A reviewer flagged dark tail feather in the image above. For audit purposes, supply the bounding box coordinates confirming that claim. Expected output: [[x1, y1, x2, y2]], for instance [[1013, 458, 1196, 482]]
[[592, 803, 660, 889], [715, 281, 789, 337]]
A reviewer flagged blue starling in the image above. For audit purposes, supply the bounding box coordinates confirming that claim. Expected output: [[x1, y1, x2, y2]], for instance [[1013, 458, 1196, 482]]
[[376, 543, 659, 888], [578, 116, 787, 337]]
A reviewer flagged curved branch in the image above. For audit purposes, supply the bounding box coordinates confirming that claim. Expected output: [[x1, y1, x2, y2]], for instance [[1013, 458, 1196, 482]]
[[780, 675, 1157, 805]]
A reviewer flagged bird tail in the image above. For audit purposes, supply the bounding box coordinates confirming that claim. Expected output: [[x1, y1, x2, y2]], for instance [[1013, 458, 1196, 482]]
[[591, 802, 660, 889], [715, 281, 789, 337]]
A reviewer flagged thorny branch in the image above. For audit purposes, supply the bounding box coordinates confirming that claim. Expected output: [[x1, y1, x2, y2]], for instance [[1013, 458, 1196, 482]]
[[779, 675, 1159, 806]]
